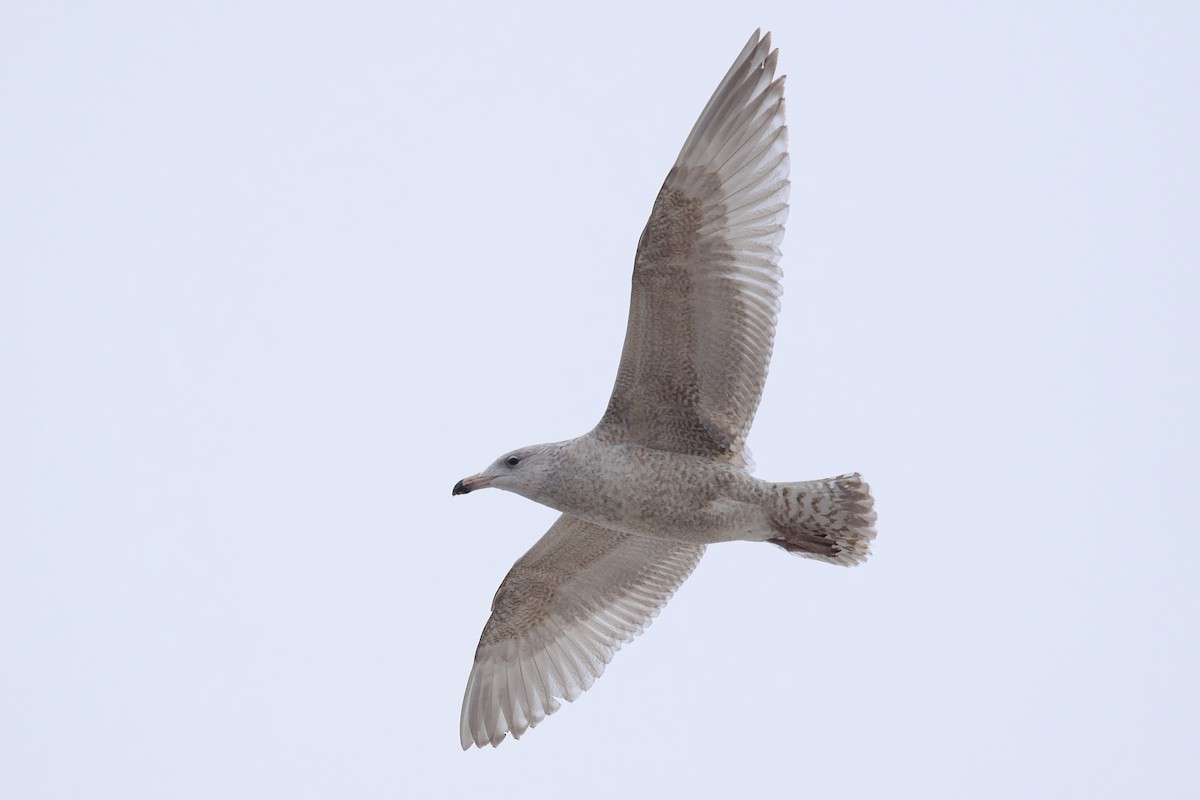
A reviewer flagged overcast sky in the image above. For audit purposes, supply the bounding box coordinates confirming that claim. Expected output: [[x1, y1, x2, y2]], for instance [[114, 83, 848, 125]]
[[2, 2, 1198, 798]]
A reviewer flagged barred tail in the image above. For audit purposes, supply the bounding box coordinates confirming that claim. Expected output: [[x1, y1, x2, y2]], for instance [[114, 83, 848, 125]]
[[766, 473, 877, 566]]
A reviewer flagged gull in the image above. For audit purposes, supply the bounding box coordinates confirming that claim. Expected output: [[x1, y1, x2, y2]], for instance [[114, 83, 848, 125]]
[[452, 30, 877, 749]]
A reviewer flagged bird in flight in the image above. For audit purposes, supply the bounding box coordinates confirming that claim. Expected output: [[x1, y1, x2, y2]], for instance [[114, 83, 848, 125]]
[[453, 30, 877, 749]]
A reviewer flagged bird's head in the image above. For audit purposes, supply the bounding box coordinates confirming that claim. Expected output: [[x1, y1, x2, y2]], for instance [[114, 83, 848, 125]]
[[452, 443, 561, 502]]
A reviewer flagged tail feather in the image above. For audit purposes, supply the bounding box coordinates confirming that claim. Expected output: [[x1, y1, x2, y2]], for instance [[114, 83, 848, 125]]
[[766, 473, 877, 566]]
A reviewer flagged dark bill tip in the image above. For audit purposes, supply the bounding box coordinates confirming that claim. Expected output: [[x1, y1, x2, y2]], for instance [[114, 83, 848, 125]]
[[452, 479, 470, 496]]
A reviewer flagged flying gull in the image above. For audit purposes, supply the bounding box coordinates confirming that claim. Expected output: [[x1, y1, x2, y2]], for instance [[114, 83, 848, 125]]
[[453, 30, 877, 749]]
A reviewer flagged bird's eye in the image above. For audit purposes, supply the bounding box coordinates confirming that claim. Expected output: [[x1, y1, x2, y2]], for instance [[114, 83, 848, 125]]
[[506, 456, 521, 467]]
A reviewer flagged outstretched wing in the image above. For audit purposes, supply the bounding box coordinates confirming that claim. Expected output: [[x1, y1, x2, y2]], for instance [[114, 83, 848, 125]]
[[460, 515, 705, 749], [595, 30, 789, 465]]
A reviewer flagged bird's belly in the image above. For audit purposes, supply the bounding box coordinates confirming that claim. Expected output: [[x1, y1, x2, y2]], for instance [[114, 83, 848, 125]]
[[594, 498, 767, 543], [554, 450, 769, 543]]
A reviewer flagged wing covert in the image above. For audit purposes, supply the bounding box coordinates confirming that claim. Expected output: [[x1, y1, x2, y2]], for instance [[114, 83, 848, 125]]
[[460, 515, 704, 749], [595, 30, 789, 464]]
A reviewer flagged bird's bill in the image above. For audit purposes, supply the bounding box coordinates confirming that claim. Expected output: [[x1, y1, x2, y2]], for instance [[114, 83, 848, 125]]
[[452, 474, 493, 495]]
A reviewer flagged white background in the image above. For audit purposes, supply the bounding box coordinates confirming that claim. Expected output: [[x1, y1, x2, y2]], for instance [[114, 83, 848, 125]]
[[3, 2, 1198, 797]]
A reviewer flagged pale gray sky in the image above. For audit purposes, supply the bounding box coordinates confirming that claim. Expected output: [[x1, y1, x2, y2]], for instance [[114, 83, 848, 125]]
[[2, 2, 1198, 798]]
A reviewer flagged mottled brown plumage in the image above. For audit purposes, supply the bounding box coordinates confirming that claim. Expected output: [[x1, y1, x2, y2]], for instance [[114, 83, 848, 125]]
[[454, 31, 877, 749]]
